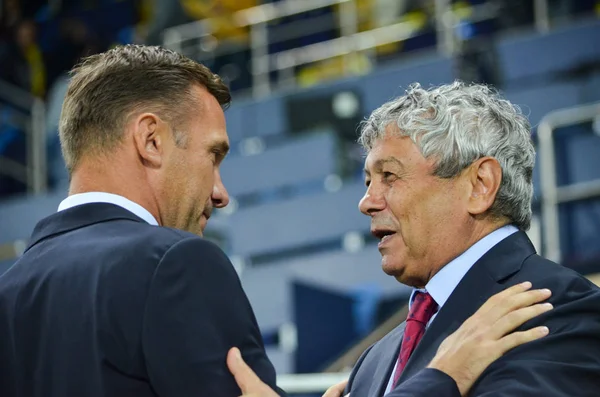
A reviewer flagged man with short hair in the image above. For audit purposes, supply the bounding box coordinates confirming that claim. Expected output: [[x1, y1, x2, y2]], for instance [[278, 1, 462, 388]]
[[226, 81, 600, 397], [346, 81, 600, 396], [0, 44, 280, 397]]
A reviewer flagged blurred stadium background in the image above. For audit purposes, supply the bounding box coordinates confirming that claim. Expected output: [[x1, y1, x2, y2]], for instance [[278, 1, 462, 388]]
[[1, 0, 600, 394]]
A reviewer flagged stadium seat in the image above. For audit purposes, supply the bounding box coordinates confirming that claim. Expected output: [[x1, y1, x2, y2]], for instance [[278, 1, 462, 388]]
[[225, 93, 287, 143], [505, 81, 582, 128], [0, 189, 67, 245], [240, 244, 410, 340], [219, 130, 338, 201], [226, 181, 368, 260], [497, 18, 600, 84]]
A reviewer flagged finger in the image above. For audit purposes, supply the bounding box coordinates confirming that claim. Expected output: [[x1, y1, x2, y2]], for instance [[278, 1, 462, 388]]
[[491, 301, 553, 338], [322, 380, 348, 397], [483, 281, 533, 309], [469, 282, 533, 321], [497, 325, 550, 353], [481, 287, 551, 324], [227, 348, 267, 394], [496, 288, 552, 317]]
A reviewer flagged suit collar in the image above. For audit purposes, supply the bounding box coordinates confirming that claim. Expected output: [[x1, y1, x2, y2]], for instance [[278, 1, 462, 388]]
[[484, 231, 536, 282], [395, 231, 536, 386], [58, 192, 159, 226], [26, 203, 149, 252], [424, 225, 519, 310]]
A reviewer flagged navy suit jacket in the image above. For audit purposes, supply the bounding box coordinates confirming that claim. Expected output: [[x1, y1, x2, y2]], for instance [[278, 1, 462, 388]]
[[0, 203, 282, 397], [346, 231, 600, 397]]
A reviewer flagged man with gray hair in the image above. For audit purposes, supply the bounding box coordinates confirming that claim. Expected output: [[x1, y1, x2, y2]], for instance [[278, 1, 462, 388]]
[[344, 81, 600, 396], [225, 81, 600, 397]]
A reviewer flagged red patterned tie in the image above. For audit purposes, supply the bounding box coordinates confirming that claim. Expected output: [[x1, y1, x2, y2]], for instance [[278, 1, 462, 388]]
[[392, 291, 438, 387]]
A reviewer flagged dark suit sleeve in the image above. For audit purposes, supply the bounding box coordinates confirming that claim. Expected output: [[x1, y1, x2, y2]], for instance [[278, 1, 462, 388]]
[[386, 369, 461, 397], [469, 276, 600, 397], [141, 237, 283, 397]]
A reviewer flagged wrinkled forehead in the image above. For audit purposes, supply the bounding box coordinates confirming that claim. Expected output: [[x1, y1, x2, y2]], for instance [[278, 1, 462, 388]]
[[363, 131, 428, 175], [363, 137, 401, 173]]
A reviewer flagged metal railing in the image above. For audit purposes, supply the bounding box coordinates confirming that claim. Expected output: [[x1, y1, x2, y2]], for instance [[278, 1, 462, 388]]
[[538, 102, 600, 263], [0, 79, 47, 194], [163, 0, 555, 99], [277, 371, 350, 394]]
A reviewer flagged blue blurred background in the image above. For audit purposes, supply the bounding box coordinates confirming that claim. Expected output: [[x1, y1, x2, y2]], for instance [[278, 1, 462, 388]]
[[1, 0, 600, 394]]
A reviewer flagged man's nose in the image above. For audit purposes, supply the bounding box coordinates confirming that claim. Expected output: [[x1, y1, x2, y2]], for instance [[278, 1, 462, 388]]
[[212, 173, 230, 208], [359, 186, 386, 216]]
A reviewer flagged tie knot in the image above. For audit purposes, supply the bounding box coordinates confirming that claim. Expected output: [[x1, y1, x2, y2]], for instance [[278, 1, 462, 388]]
[[407, 291, 438, 325]]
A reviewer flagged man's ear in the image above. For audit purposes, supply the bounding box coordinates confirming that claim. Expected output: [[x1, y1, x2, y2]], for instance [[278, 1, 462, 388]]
[[132, 113, 168, 168], [466, 156, 502, 216]]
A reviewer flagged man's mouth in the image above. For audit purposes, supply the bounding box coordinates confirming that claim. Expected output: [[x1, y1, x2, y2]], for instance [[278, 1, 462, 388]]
[[371, 228, 396, 241]]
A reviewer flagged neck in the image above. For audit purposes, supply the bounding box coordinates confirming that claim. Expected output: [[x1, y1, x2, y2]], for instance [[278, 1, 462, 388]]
[[467, 219, 510, 248], [68, 158, 162, 225], [422, 219, 510, 286]]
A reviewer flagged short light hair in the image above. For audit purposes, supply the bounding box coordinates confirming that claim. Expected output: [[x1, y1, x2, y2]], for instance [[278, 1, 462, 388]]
[[59, 44, 231, 173], [359, 81, 535, 230]]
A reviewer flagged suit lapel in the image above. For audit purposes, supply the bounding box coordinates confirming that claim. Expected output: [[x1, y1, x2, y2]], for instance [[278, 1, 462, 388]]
[[395, 231, 536, 387], [369, 321, 406, 397], [396, 263, 502, 385]]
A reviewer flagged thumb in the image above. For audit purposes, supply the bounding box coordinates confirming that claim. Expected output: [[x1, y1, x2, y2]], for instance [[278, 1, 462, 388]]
[[226, 347, 266, 394], [322, 379, 348, 397]]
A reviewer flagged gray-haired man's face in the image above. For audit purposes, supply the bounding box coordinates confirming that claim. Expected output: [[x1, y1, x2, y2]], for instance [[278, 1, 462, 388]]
[[359, 126, 474, 288]]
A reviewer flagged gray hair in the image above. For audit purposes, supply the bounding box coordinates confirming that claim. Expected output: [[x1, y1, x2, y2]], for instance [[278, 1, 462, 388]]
[[359, 81, 535, 230]]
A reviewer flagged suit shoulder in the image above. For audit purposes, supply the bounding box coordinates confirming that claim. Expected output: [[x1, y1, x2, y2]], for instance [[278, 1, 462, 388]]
[[133, 224, 194, 245], [522, 254, 599, 287], [159, 231, 227, 258], [91, 223, 223, 277], [121, 223, 212, 255], [519, 254, 600, 304], [155, 235, 235, 277]]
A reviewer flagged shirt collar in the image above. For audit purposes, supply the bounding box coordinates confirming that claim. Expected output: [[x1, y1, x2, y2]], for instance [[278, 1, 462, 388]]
[[57, 192, 159, 226], [411, 224, 519, 309]]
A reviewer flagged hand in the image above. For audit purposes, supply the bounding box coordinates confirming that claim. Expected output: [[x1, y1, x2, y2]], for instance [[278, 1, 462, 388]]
[[427, 281, 552, 396], [226, 348, 279, 397], [227, 347, 349, 397], [322, 379, 349, 397]]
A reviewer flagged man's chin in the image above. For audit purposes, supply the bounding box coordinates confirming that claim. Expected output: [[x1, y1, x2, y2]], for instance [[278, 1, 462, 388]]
[[381, 259, 423, 287], [196, 215, 208, 236], [381, 257, 403, 278]]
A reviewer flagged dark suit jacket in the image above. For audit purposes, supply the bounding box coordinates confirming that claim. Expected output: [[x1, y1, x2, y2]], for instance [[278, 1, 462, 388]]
[[346, 231, 600, 397], [0, 203, 283, 397]]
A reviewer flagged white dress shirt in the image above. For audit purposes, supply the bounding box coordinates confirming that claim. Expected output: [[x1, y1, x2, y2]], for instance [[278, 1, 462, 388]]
[[384, 224, 519, 394], [57, 192, 159, 226]]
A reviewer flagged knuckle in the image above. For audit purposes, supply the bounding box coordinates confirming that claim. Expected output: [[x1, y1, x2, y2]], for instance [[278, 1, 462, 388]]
[[472, 331, 487, 344], [505, 295, 521, 309]]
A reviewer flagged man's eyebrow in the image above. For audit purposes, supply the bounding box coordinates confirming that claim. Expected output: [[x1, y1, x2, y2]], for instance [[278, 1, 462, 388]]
[[364, 156, 404, 176], [374, 157, 404, 170]]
